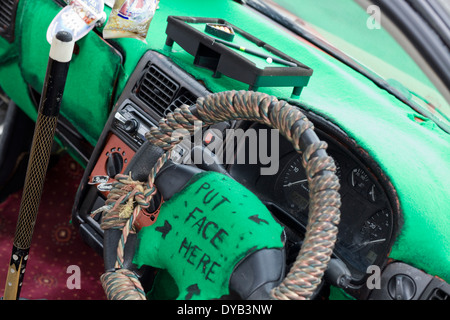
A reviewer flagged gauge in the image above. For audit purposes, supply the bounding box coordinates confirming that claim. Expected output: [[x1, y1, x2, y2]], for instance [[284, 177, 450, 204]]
[[330, 153, 343, 180], [280, 154, 342, 215], [353, 209, 392, 265], [359, 209, 391, 244], [367, 184, 378, 202], [349, 167, 370, 195], [333, 208, 393, 280], [276, 152, 393, 282], [282, 156, 309, 213]]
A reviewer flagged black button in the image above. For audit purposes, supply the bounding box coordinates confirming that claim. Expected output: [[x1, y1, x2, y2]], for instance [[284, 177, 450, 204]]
[[106, 152, 124, 178], [388, 274, 416, 300], [123, 119, 139, 133]]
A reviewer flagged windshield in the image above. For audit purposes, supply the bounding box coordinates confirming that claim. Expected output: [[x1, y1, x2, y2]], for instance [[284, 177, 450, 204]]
[[255, 0, 450, 131]]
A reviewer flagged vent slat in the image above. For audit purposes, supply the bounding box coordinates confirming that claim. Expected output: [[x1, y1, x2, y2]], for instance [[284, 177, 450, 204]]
[[137, 65, 179, 116], [0, 0, 14, 20], [142, 77, 172, 102], [165, 90, 197, 115], [0, 11, 12, 25], [0, 0, 17, 42], [1, 0, 14, 12]]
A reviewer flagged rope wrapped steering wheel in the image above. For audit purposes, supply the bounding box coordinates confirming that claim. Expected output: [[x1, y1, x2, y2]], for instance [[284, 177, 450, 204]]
[[96, 90, 341, 300]]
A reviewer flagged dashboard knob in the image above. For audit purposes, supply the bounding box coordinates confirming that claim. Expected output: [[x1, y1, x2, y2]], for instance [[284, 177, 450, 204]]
[[106, 152, 124, 178], [123, 119, 139, 133], [388, 274, 416, 300]]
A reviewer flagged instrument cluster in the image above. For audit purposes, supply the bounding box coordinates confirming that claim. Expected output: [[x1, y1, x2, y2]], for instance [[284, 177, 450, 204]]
[[228, 121, 397, 284]]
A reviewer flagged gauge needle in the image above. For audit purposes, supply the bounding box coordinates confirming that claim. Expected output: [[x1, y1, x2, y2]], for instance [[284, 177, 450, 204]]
[[362, 238, 386, 246], [352, 238, 386, 252], [283, 179, 308, 187]]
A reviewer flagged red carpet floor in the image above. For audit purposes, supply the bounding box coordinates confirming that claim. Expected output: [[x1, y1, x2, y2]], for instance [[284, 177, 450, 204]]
[[0, 154, 106, 300]]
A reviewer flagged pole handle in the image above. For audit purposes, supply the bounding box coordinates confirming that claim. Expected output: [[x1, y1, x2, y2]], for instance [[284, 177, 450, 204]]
[[3, 31, 74, 300], [3, 247, 28, 300]]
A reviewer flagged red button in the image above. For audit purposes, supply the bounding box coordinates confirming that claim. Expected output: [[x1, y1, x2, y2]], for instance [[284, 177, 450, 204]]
[[204, 132, 214, 144]]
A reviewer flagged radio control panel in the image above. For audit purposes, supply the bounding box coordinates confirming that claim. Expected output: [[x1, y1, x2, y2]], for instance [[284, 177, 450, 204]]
[[112, 100, 156, 149]]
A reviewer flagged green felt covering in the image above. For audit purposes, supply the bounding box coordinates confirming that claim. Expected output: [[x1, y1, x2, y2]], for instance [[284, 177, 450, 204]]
[[15, 0, 122, 146], [114, 0, 450, 285], [133, 171, 284, 300], [0, 60, 35, 120], [1, 0, 449, 293], [0, 0, 35, 120], [0, 37, 18, 64]]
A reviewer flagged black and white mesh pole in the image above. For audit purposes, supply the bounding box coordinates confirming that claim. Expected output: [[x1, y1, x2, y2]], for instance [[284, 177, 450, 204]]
[[3, 31, 74, 300]]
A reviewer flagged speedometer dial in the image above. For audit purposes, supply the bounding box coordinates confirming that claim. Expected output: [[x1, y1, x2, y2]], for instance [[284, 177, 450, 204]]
[[231, 122, 397, 289], [281, 154, 341, 216], [277, 151, 393, 281], [356, 209, 391, 263], [282, 157, 309, 212]]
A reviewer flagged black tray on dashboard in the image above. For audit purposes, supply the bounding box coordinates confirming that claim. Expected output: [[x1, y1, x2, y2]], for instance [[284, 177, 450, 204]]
[[164, 16, 313, 99]]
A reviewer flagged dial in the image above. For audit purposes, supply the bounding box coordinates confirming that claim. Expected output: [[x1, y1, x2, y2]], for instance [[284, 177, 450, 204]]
[[367, 183, 381, 203], [282, 156, 309, 213], [123, 119, 139, 133], [106, 152, 124, 178], [280, 154, 341, 215], [352, 209, 392, 267], [359, 209, 391, 246], [349, 167, 371, 197]]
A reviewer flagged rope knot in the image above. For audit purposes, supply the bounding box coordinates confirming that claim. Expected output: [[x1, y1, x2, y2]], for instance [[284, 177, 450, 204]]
[[118, 197, 135, 219]]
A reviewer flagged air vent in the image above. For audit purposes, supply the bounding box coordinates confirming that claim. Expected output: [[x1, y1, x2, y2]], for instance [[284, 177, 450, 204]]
[[137, 64, 180, 116], [165, 89, 197, 116], [0, 0, 18, 43]]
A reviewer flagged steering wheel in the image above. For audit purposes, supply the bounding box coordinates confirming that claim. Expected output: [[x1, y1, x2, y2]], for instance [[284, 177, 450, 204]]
[[95, 90, 341, 300]]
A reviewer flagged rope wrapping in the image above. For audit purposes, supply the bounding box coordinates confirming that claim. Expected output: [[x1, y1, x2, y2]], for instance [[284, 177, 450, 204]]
[[101, 269, 147, 300], [95, 90, 341, 300]]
